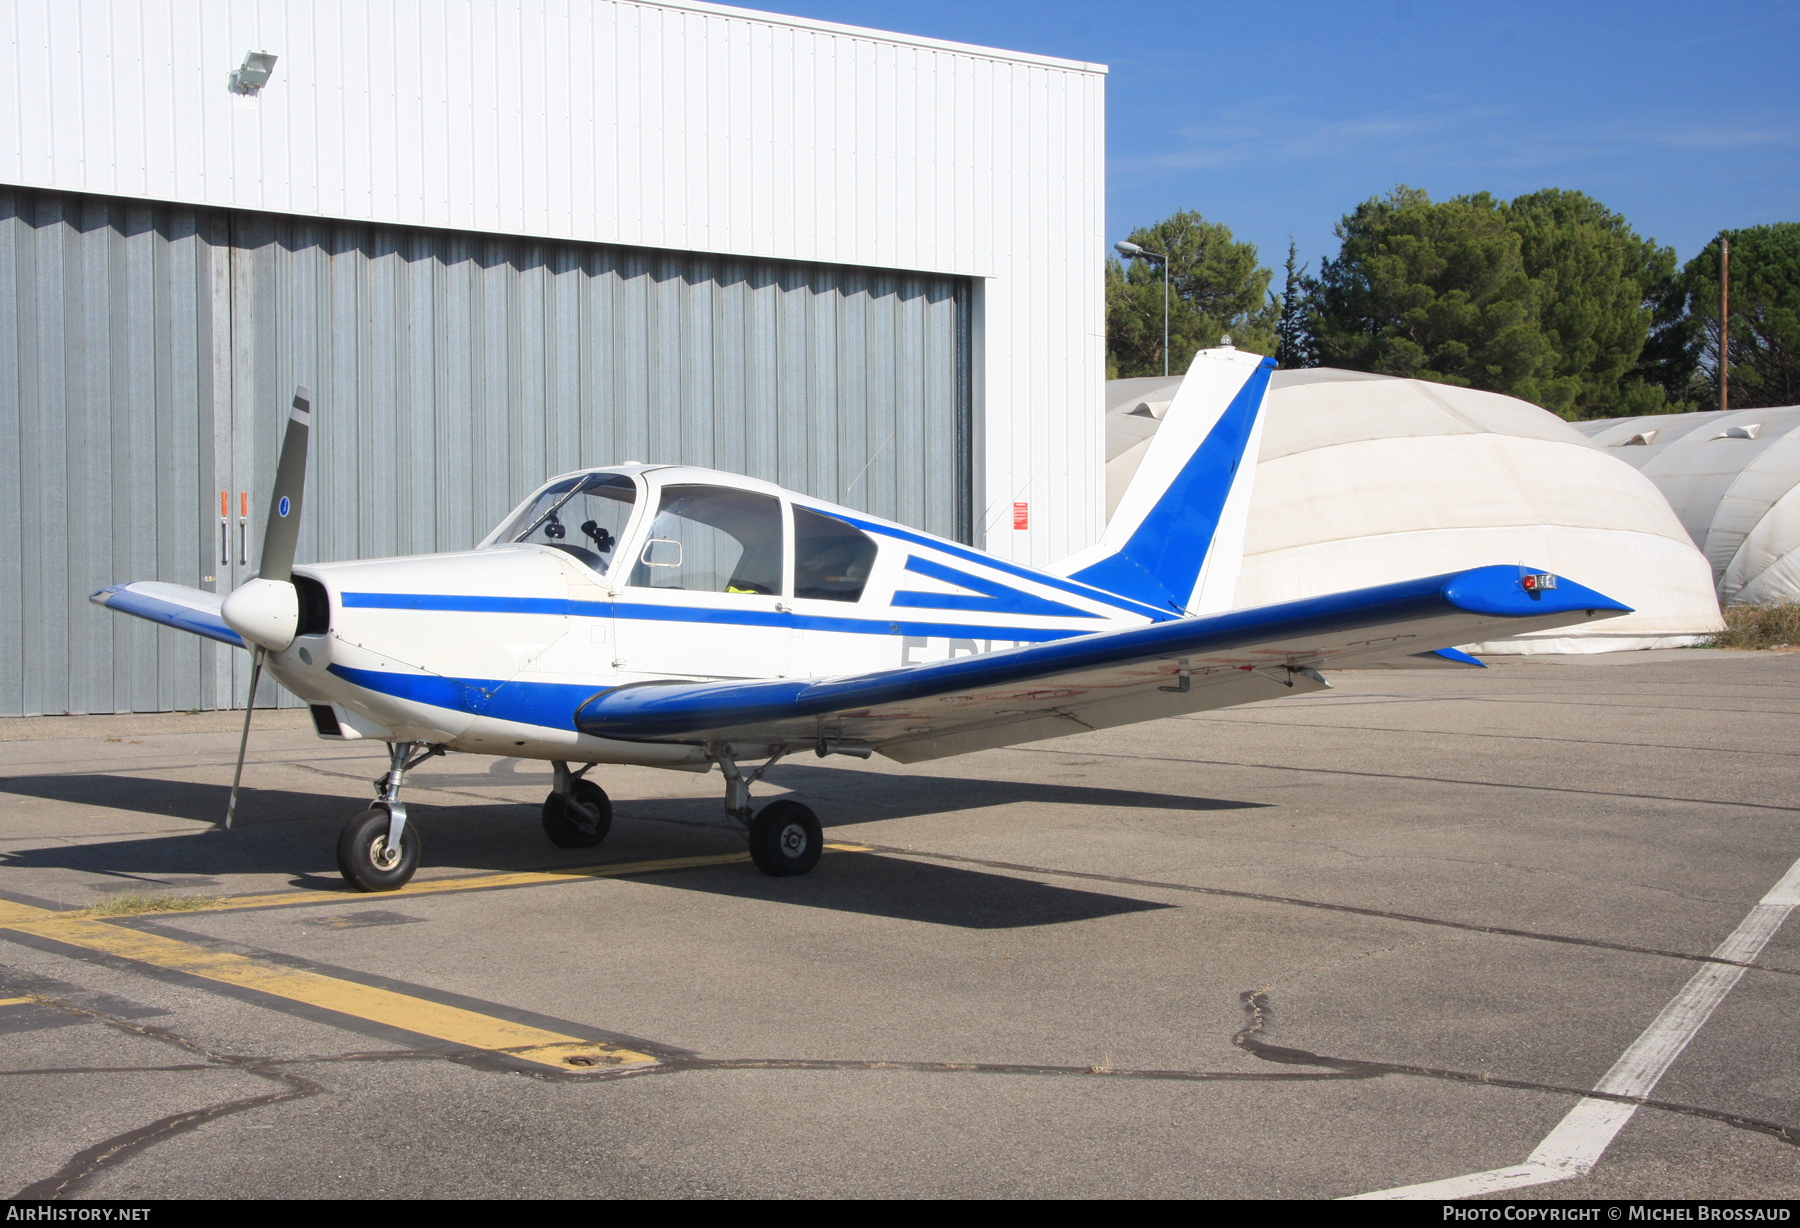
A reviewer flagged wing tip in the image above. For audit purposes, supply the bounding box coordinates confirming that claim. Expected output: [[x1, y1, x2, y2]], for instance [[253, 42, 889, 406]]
[[1443, 566, 1633, 620]]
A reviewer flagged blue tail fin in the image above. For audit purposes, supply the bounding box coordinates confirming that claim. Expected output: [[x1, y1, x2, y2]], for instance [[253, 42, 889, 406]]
[[1054, 347, 1273, 615]]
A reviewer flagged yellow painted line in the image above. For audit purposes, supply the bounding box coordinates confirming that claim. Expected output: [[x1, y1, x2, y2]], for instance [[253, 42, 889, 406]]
[[0, 899, 652, 1071], [0, 902, 56, 927], [0, 996, 34, 1006], [213, 851, 754, 912], [203, 842, 875, 915]]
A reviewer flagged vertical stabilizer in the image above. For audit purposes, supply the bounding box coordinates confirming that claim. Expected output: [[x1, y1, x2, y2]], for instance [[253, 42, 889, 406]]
[[1054, 347, 1273, 614]]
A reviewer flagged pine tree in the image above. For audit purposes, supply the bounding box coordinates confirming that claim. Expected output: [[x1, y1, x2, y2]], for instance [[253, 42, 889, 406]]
[[1274, 240, 1313, 368]]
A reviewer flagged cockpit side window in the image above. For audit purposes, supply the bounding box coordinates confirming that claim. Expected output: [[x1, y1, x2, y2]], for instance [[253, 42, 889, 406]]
[[493, 473, 637, 573], [628, 485, 784, 595], [793, 507, 878, 602]]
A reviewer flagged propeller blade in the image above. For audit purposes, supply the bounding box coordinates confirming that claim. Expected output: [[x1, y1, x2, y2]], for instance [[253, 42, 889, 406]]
[[257, 385, 312, 583], [224, 647, 266, 829]]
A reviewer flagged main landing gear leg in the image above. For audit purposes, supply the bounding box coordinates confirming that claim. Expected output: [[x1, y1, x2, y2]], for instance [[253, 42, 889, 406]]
[[709, 742, 822, 878], [336, 741, 443, 892]]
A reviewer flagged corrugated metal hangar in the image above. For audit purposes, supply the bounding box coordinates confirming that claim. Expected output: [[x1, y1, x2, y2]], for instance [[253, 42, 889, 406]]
[[0, 0, 1107, 715]]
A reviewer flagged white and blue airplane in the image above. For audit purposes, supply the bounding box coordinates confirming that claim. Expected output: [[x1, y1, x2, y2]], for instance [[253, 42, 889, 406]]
[[93, 346, 1631, 891]]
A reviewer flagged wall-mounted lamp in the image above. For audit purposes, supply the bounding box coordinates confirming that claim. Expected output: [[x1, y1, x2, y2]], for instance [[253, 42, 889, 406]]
[[231, 51, 279, 94]]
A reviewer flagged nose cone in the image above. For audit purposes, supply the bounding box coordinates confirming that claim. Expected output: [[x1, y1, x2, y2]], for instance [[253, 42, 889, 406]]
[[221, 577, 300, 651]]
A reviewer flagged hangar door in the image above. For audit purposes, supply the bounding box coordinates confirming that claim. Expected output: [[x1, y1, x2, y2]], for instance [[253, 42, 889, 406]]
[[0, 188, 974, 715]]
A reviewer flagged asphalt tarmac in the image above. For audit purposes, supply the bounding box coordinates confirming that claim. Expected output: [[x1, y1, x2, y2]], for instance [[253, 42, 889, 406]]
[[0, 649, 1795, 1200]]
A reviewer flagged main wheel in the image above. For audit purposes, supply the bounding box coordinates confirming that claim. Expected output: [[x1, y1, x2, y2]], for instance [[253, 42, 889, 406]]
[[542, 780, 612, 849], [748, 800, 822, 877], [336, 805, 422, 892]]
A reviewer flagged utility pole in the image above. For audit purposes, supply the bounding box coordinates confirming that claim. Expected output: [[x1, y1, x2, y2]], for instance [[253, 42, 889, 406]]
[[1720, 238, 1731, 412]]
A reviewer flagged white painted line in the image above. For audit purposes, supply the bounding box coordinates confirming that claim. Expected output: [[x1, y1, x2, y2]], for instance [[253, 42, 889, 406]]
[[1348, 855, 1800, 1200]]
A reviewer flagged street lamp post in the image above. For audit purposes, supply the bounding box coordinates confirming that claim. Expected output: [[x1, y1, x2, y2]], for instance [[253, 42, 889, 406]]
[[1115, 240, 1170, 377]]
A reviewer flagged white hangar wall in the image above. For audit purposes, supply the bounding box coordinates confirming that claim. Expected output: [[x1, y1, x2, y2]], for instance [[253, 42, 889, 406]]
[[0, 0, 1107, 566], [1106, 368, 1724, 653]]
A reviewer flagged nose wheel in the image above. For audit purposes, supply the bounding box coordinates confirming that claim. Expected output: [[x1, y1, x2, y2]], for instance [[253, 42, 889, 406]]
[[337, 804, 423, 892]]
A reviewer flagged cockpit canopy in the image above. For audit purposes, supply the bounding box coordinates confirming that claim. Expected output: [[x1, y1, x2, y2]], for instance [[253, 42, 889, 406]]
[[489, 468, 879, 603]]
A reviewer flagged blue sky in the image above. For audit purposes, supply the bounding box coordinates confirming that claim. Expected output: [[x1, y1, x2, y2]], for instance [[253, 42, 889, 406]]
[[735, 0, 1799, 280]]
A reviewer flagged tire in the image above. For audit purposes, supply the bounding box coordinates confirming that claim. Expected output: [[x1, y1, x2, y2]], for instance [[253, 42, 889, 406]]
[[542, 780, 612, 849], [748, 800, 822, 877], [336, 805, 422, 892]]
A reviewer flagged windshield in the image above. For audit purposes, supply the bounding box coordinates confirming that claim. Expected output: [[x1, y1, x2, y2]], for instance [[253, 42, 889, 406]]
[[494, 473, 637, 572]]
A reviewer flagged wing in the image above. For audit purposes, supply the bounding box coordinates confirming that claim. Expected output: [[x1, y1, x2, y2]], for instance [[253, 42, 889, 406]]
[[575, 564, 1630, 763], [91, 582, 245, 648]]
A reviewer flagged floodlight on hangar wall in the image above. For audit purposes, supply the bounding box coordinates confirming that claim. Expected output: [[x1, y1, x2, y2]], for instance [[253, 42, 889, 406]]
[[231, 51, 278, 94]]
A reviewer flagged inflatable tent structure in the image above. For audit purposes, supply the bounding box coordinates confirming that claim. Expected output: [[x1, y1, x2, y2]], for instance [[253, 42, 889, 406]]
[[1106, 366, 1724, 653], [1573, 407, 1800, 608]]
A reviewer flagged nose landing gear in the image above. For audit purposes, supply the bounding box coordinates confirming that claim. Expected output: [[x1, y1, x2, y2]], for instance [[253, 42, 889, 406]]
[[337, 741, 442, 892]]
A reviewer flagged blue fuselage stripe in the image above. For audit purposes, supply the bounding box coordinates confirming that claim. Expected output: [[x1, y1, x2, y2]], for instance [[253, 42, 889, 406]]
[[891, 554, 1105, 619], [338, 592, 1099, 644], [325, 663, 600, 730], [812, 509, 1176, 621], [341, 592, 571, 615]]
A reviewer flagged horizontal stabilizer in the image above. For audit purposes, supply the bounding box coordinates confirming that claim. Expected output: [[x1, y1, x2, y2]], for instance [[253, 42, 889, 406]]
[[1432, 646, 1486, 667], [92, 582, 244, 648]]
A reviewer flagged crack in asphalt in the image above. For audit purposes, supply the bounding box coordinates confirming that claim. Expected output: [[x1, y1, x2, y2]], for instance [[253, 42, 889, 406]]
[[6, 995, 323, 1199], [1232, 990, 1800, 1151]]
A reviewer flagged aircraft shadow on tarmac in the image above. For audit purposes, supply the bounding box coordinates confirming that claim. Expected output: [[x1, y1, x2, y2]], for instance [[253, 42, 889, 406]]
[[631, 852, 1173, 929], [759, 763, 1268, 826], [0, 767, 1235, 926]]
